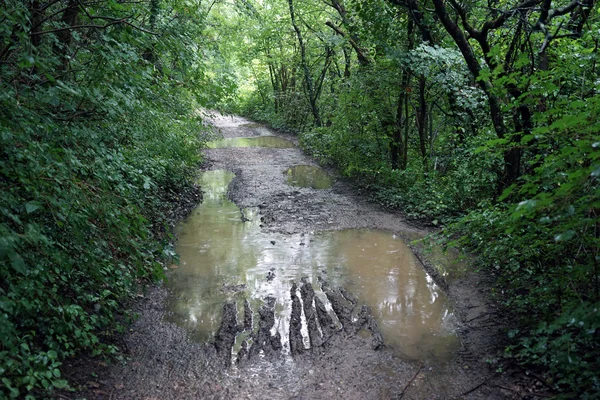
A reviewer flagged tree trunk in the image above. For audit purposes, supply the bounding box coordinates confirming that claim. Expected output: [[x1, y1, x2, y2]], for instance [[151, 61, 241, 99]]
[[417, 75, 428, 171], [431, 0, 522, 188], [391, 70, 406, 170], [288, 0, 322, 127], [342, 46, 351, 77], [57, 0, 79, 51], [403, 79, 410, 170], [391, 18, 414, 170]]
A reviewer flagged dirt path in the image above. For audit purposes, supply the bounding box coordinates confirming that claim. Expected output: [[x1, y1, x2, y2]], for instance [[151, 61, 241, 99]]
[[63, 114, 530, 399]]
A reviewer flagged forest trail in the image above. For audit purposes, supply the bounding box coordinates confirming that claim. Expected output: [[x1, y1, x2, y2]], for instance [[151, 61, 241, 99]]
[[64, 114, 530, 399]]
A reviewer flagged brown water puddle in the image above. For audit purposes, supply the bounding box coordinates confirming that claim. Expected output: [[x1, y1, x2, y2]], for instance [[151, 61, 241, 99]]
[[285, 165, 333, 189], [405, 232, 469, 281], [207, 136, 294, 149], [167, 170, 459, 362]]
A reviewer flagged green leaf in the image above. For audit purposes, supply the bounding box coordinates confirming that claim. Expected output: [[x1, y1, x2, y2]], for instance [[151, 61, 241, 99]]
[[554, 230, 575, 242], [521, 134, 535, 144], [53, 379, 68, 389], [10, 254, 26, 274], [25, 202, 41, 214]]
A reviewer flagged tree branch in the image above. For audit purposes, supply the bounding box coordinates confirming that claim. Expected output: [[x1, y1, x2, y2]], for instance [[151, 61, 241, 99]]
[[447, 0, 480, 37], [325, 21, 371, 65], [548, 0, 581, 20], [31, 20, 127, 35], [481, 0, 542, 35], [431, 0, 508, 140], [31, 16, 158, 36]]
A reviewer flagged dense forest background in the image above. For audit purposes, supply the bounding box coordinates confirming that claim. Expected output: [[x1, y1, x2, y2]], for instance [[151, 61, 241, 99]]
[[1, 0, 598, 398]]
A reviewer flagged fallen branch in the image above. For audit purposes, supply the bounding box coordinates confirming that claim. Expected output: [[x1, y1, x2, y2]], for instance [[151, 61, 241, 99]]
[[514, 363, 556, 391], [398, 363, 422, 399], [451, 378, 489, 399], [465, 311, 496, 323]]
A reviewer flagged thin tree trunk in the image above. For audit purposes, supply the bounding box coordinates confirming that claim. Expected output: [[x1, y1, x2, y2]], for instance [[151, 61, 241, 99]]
[[391, 18, 414, 170], [391, 70, 406, 170], [403, 76, 410, 169], [288, 0, 322, 127], [417, 75, 428, 171], [268, 62, 279, 113], [342, 46, 351, 77]]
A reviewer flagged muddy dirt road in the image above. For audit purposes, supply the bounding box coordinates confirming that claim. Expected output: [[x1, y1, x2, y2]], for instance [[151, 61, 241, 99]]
[[64, 114, 532, 399]]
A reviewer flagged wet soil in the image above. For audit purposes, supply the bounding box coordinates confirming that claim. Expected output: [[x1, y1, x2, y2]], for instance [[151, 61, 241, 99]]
[[61, 113, 541, 400]]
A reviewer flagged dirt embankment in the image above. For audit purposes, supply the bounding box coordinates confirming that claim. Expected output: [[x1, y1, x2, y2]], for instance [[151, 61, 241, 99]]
[[61, 113, 544, 400]]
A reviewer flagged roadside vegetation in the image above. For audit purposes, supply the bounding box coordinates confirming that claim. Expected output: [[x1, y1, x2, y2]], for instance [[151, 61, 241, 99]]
[[1, 0, 598, 398], [0, 0, 231, 398], [212, 0, 599, 397]]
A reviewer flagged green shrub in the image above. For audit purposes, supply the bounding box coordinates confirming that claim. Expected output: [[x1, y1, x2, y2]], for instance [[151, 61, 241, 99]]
[[0, 1, 208, 397], [444, 95, 600, 397]]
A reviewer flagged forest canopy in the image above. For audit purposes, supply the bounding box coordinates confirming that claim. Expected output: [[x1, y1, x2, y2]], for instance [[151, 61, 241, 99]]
[[1, 0, 599, 398]]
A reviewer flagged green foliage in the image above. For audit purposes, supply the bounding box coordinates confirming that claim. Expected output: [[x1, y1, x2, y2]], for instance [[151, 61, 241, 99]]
[[445, 90, 600, 396], [298, 58, 495, 222], [369, 149, 500, 221], [4, 0, 592, 397], [217, 0, 600, 397], [508, 302, 599, 397], [0, 0, 216, 397]]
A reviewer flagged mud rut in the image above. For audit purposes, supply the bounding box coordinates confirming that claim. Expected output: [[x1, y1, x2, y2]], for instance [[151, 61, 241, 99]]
[[63, 113, 533, 400]]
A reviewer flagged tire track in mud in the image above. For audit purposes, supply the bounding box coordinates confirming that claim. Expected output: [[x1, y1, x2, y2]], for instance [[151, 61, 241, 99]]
[[62, 113, 527, 400]]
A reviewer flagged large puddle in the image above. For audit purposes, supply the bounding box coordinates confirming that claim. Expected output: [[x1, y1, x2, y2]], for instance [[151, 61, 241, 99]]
[[167, 170, 458, 361], [207, 136, 294, 149], [285, 165, 333, 189]]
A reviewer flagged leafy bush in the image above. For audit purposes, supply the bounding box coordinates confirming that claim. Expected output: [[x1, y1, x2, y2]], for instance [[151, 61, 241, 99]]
[[0, 1, 209, 398], [444, 94, 600, 396]]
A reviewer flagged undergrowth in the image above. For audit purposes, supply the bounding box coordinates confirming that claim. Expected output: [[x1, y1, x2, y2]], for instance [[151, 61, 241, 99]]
[[0, 1, 211, 397]]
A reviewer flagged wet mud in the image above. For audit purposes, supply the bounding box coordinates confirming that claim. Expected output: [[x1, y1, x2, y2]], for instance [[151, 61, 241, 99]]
[[63, 112, 536, 400], [166, 167, 458, 362]]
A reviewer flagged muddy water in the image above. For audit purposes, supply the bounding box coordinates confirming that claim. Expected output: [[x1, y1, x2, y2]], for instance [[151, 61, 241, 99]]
[[167, 170, 458, 362], [207, 136, 294, 149], [285, 165, 333, 189]]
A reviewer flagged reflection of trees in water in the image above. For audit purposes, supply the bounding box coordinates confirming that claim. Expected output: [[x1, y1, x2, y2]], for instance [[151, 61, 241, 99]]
[[208, 137, 294, 149], [169, 171, 256, 339], [286, 165, 332, 189], [167, 170, 457, 359], [309, 229, 458, 359]]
